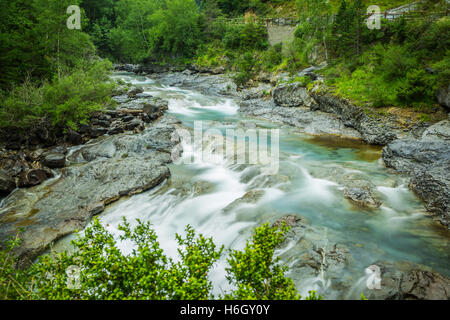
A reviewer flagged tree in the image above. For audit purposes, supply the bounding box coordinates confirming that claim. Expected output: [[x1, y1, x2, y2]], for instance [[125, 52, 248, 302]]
[[296, 0, 333, 61]]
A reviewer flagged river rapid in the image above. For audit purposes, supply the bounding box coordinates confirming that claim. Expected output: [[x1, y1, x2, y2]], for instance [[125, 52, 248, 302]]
[[55, 72, 450, 299]]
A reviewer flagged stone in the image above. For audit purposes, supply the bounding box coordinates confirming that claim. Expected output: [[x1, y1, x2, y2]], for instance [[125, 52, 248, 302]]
[[0, 170, 16, 197], [43, 153, 66, 169], [18, 169, 53, 188], [344, 187, 382, 209], [272, 82, 315, 108], [364, 261, 450, 300]]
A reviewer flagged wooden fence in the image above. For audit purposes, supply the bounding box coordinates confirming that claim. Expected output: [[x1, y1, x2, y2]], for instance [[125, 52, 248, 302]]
[[227, 9, 449, 26]]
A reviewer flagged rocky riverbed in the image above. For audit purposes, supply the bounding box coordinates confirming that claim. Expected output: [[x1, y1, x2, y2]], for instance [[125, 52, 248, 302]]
[[0, 65, 449, 299]]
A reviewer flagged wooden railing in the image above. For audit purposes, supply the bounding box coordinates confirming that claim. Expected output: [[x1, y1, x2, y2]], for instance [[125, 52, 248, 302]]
[[226, 9, 449, 26]]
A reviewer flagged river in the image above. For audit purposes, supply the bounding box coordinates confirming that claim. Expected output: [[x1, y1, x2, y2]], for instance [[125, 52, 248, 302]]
[[55, 72, 450, 299]]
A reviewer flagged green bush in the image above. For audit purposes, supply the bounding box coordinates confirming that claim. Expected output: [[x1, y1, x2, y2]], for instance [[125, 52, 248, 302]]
[[396, 68, 437, 106], [0, 218, 321, 300], [0, 60, 116, 131]]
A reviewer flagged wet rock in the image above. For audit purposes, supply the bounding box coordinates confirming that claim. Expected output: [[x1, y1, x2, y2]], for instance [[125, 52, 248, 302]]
[[223, 190, 265, 213], [272, 215, 302, 228], [239, 100, 362, 140], [272, 82, 315, 108], [383, 139, 450, 227], [364, 261, 450, 300], [125, 119, 143, 131], [409, 162, 450, 227], [157, 72, 238, 97], [275, 214, 352, 296], [122, 115, 134, 122], [344, 187, 382, 209], [18, 169, 53, 188], [127, 86, 144, 98], [0, 170, 16, 196], [108, 126, 124, 135], [43, 153, 66, 168], [89, 126, 108, 138]]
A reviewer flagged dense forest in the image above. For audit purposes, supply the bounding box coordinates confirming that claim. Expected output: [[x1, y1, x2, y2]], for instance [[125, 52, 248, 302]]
[[0, 0, 448, 132]]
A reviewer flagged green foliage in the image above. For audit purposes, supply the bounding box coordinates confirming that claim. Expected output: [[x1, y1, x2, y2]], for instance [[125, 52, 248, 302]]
[[0, 0, 95, 90], [0, 219, 321, 300], [233, 51, 257, 87], [224, 223, 301, 300], [0, 60, 116, 130], [0, 235, 32, 300]]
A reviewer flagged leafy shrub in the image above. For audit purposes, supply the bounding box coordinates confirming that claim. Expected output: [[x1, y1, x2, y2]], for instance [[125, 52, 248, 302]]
[[0, 218, 320, 300], [0, 60, 116, 131], [396, 68, 437, 106]]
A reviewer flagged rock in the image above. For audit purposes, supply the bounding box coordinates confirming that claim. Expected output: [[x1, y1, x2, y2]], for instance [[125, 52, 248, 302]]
[[43, 153, 66, 169], [0, 170, 16, 196], [272, 214, 302, 228], [127, 86, 144, 98], [239, 100, 362, 140], [18, 169, 53, 188], [223, 190, 265, 213], [108, 126, 124, 135], [272, 82, 315, 108], [89, 126, 108, 138], [344, 187, 382, 209], [422, 119, 450, 141], [383, 139, 450, 227], [364, 261, 450, 300], [409, 162, 450, 226], [383, 139, 450, 175], [125, 119, 143, 131], [122, 115, 134, 122], [436, 85, 449, 109], [278, 214, 352, 296], [65, 130, 82, 145], [310, 91, 397, 145]]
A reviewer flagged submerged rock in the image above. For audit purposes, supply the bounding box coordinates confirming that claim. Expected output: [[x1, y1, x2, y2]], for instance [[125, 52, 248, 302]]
[[383, 139, 450, 227], [344, 187, 382, 209]]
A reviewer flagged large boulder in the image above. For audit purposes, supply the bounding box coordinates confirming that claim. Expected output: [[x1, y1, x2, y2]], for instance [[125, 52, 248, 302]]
[[18, 169, 53, 188], [409, 162, 450, 226], [272, 82, 315, 108], [382, 139, 450, 175], [363, 261, 450, 300], [383, 139, 450, 226], [43, 153, 66, 168]]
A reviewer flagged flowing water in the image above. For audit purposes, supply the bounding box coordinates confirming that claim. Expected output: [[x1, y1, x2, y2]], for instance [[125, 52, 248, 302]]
[[55, 72, 450, 299]]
